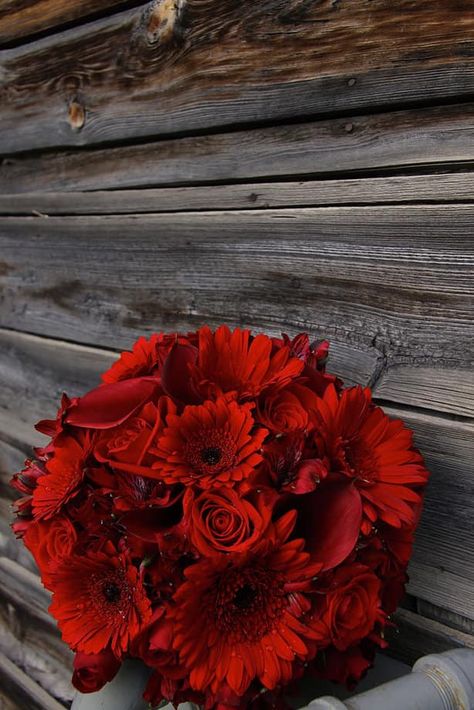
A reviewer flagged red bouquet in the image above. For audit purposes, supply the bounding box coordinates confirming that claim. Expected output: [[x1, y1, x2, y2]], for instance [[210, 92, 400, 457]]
[[11, 326, 429, 708]]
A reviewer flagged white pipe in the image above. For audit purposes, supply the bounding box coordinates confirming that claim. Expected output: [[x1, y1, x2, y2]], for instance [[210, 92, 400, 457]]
[[307, 649, 474, 710]]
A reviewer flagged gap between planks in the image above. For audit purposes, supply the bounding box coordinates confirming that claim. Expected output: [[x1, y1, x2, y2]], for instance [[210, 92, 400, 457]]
[[1, 102, 473, 193], [0, 172, 473, 216]]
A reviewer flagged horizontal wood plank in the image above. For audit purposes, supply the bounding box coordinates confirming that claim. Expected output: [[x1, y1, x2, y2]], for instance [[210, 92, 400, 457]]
[[417, 600, 474, 636], [0, 207, 471, 392], [0, 557, 72, 704], [385, 608, 474, 667], [0, 172, 474, 215], [0, 329, 115, 447], [0, 437, 25, 500], [0, 0, 132, 45], [381, 408, 474, 617], [1, 104, 474, 194], [386, 407, 474, 621], [0, 1, 473, 153], [0, 557, 52, 623], [374, 365, 474, 418], [0, 612, 72, 706], [0, 651, 67, 710], [0, 494, 37, 572], [408, 564, 474, 622]]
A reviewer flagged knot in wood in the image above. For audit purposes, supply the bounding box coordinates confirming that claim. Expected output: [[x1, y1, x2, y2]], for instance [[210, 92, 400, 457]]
[[145, 0, 186, 45], [68, 100, 85, 130]]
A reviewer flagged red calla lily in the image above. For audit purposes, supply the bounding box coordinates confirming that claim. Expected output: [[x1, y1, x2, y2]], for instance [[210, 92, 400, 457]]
[[297, 480, 362, 571], [66, 377, 161, 429]]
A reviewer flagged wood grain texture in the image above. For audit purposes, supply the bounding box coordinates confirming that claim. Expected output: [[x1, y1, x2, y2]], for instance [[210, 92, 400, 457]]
[[0, 436, 25, 499], [0, 561, 73, 702], [0, 652, 67, 710], [383, 407, 474, 616], [0, 557, 72, 706], [0, 557, 52, 623], [0, 0, 132, 45], [0, 1, 473, 153], [0, 434, 36, 571], [408, 564, 474, 623], [1, 104, 473, 193], [0, 614, 72, 706], [0, 493, 36, 572], [386, 608, 474, 667], [374, 365, 474, 418], [1, 172, 474, 215], [0, 206, 471, 383], [0, 329, 115, 447], [417, 600, 474, 636]]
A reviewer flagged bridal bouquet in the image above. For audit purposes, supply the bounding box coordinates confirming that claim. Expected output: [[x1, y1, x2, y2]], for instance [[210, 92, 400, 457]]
[[11, 326, 429, 708]]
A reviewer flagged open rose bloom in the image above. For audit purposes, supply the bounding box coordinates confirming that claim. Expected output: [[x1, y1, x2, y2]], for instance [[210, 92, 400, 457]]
[[11, 326, 429, 709]]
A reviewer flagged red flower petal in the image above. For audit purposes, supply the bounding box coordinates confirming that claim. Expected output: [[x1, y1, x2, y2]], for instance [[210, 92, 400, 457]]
[[65, 377, 161, 429], [298, 481, 362, 571], [161, 342, 199, 404]]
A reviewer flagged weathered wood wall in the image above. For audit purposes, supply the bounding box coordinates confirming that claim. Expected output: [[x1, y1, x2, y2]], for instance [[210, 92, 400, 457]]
[[0, 1, 473, 707]]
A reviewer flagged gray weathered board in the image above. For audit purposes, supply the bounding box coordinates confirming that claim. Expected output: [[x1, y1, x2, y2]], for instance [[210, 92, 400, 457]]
[[0, 0, 474, 707]]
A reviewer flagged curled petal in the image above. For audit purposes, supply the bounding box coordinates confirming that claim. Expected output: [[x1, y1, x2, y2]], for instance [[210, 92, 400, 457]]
[[297, 481, 362, 571], [66, 377, 161, 429]]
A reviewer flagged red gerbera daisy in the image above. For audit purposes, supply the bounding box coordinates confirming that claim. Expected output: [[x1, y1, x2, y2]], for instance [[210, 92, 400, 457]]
[[101, 334, 166, 384], [314, 385, 429, 532], [192, 326, 304, 399], [170, 512, 321, 698], [32, 432, 92, 521], [49, 544, 152, 656], [102, 332, 200, 384], [151, 397, 268, 488]]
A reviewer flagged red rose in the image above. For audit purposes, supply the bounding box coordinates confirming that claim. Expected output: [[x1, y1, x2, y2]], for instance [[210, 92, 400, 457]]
[[131, 606, 175, 666], [24, 516, 77, 587], [72, 649, 121, 693], [311, 563, 383, 650], [257, 383, 318, 433], [95, 398, 176, 476], [184, 488, 271, 555]]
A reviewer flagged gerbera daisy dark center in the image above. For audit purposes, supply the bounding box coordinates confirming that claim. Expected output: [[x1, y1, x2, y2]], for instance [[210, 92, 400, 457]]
[[232, 583, 256, 609], [102, 582, 121, 603], [200, 446, 222, 465], [211, 566, 285, 642], [184, 430, 236, 476], [88, 571, 131, 618]]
